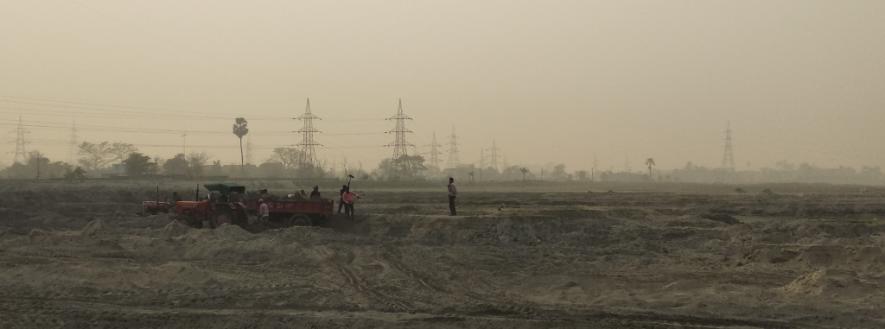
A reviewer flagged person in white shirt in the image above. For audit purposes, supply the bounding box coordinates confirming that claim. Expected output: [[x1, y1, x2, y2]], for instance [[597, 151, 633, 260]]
[[258, 199, 270, 223]]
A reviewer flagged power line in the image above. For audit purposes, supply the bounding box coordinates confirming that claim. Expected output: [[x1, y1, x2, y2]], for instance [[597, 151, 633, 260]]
[[0, 120, 294, 136], [18, 138, 380, 151], [0, 96, 390, 122]]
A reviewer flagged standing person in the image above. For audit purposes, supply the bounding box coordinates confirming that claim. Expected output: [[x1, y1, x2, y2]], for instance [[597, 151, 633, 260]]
[[337, 185, 347, 213], [448, 177, 457, 216], [309, 185, 321, 200], [257, 199, 270, 224], [342, 187, 358, 219]]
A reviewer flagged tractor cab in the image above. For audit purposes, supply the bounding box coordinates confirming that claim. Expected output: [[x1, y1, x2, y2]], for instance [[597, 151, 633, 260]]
[[203, 184, 246, 203], [174, 183, 249, 229]]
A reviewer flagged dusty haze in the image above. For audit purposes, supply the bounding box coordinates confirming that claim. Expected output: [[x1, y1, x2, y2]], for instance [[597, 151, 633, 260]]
[[1, 0, 884, 170]]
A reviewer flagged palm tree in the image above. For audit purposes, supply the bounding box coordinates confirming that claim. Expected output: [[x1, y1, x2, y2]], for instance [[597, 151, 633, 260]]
[[645, 158, 656, 179], [520, 167, 529, 181], [232, 118, 249, 169]]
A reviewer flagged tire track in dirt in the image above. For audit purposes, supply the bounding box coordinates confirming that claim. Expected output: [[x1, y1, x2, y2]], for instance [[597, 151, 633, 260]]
[[327, 254, 415, 312]]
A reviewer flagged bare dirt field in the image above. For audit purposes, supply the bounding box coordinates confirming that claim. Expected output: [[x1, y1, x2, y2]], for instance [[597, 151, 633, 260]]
[[1, 181, 885, 328]]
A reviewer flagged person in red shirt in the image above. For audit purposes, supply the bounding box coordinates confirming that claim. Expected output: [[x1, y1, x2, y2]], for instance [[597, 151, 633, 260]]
[[342, 187, 358, 219]]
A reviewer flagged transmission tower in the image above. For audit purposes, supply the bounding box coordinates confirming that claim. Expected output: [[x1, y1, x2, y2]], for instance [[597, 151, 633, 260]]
[[426, 131, 443, 168], [721, 121, 735, 171], [478, 148, 486, 181], [385, 98, 413, 159], [446, 125, 459, 169], [12, 116, 29, 164], [489, 139, 499, 171], [295, 98, 322, 167], [68, 119, 78, 164]]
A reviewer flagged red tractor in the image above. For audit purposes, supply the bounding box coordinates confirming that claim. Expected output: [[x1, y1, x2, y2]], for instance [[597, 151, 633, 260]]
[[173, 184, 250, 229], [150, 184, 336, 231], [142, 200, 173, 215]]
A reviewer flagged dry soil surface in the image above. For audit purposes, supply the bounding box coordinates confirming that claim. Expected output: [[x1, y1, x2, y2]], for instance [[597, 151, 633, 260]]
[[1, 184, 885, 328]]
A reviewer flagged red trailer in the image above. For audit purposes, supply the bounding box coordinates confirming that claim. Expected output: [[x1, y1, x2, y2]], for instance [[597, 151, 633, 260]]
[[245, 198, 334, 227]]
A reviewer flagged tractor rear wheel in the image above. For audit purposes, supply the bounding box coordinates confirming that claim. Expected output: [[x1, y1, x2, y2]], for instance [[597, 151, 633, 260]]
[[214, 213, 231, 227], [291, 215, 312, 227]]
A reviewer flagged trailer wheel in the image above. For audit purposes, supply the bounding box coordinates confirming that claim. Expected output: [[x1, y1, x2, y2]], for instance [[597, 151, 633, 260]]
[[215, 213, 231, 227], [291, 215, 312, 226]]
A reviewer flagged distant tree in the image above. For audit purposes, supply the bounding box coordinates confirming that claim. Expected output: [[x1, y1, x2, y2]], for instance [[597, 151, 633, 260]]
[[520, 167, 529, 181], [551, 164, 568, 180], [109, 142, 138, 163], [575, 170, 589, 181], [45, 161, 72, 179], [123, 152, 154, 176], [295, 163, 327, 178], [187, 152, 210, 178], [77, 141, 116, 172], [375, 155, 427, 180], [271, 147, 303, 169], [65, 167, 87, 181], [258, 161, 285, 177], [206, 160, 224, 176], [1, 152, 72, 179], [163, 154, 189, 176], [28, 151, 50, 179], [232, 117, 249, 169], [645, 158, 656, 179]]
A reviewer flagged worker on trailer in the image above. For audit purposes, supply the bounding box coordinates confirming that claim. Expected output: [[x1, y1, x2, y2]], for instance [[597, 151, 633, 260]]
[[310, 185, 322, 200], [257, 198, 270, 223]]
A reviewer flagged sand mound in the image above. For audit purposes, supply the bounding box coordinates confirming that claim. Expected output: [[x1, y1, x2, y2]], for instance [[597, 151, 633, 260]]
[[797, 245, 842, 267], [28, 228, 51, 242], [162, 220, 191, 237], [700, 213, 740, 225], [782, 269, 874, 299], [80, 219, 104, 236], [213, 223, 251, 241], [495, 219, 542, 244]]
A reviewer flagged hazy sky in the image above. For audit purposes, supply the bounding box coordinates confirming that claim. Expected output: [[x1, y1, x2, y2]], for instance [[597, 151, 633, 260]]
[[2, 0, 884, 171]]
